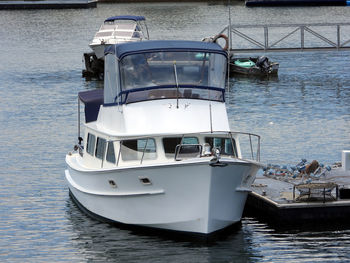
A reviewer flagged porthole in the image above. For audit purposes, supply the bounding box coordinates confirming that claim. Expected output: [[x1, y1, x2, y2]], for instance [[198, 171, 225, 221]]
[[108, 180, 117, 188], [139, 177, 152, 185]]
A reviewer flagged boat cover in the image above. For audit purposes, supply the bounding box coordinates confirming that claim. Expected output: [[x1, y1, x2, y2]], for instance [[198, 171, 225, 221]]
[[104, 15, 146, 22], [234, 59, 255, 68], [78, 89, 103, 123], [105, 40, 227, 60]]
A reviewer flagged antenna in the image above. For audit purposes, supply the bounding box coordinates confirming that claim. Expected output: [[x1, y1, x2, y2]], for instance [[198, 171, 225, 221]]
[[173, 61, 179, 109], [227, 0, 231, 100]]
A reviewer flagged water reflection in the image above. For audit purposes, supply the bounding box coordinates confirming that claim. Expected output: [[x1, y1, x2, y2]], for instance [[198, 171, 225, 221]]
[[225, 51, 350, 164], [67, 197, 350, 262], [231, 75, 279, 83], [243, 217, 350, 262], [66, 198, 257, 262]]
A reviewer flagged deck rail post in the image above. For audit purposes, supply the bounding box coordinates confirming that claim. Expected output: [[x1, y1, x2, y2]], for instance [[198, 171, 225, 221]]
[[257, 136, 261, 162], [264, 26, 268, 50], [249, 134, 254, 160], [300, 25, 304, 51], [117, 141, 122, 166], [336, 185, 339, 200], [140, 138, 149, 164], [337, 25, 340, 50], [293, 186, 295, 200]]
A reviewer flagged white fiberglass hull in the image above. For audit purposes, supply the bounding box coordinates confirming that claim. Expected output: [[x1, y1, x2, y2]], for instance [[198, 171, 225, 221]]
[[65, 157, 260, 234], [89, 43, 108, 60]]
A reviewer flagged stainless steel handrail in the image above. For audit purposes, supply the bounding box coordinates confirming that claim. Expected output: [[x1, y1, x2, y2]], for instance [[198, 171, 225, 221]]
[[91, 130, 261, 168], [174, 144, 203, 161]]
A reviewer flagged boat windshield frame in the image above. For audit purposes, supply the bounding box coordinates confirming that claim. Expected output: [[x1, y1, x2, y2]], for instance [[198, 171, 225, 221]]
[[96, 19, 148, 40], [115, 49, 227, 105], [113, 85, 225, 105]]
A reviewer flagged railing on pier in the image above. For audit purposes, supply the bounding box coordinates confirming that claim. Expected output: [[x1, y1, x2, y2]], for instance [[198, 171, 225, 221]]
[[219, 23, 350, 52]]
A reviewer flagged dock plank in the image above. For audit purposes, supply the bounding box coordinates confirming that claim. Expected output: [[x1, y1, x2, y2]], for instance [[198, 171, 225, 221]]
[[246, 168, 350, 225]]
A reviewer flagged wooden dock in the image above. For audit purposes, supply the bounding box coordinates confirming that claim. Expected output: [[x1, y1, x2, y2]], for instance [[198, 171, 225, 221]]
[[0, 0, 97, 9], [245, 162, 350, 225], [246, 0, 350, 7]]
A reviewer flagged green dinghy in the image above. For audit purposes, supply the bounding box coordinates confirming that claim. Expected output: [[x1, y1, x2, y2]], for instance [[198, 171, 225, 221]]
[[230, 56, 279, 76]]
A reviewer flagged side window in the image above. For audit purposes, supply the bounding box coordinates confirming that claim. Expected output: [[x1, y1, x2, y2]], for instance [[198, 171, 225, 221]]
[[106, 141, 116, 163], [163, 137, 181, 154], [163, 137, 199, 154], [86, 133, 96, 156], [163, 137, 199, 157], [121, 138, 157, 161], [95, 137, 106, 160], [205, 137, 236, 156]]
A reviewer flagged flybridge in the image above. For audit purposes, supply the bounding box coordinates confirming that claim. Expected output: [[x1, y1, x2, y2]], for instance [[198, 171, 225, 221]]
[[104, 40, 228, 105], [104, 15, 146, 22]]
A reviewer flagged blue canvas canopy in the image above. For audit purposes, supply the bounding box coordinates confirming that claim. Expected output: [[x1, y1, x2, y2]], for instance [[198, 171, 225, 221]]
[[105, 40, 228, 60], [104, 15, 146, 22], [78, 89, 103, 123]]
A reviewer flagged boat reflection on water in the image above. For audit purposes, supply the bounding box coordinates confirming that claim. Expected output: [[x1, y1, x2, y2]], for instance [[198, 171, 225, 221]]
[[231, 74, 279, 82], [65, 198, 255, 261]]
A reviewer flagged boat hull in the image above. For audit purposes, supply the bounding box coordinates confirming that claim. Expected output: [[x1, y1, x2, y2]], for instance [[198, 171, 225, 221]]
[[65, 158, 260, 234], [229, 63, 279, 75], [89, 43, 108, 59]]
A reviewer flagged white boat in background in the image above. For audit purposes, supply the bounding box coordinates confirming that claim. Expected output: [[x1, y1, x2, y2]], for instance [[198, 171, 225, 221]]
[[66, 40, 263, 235], [89, 15, 149, 59]]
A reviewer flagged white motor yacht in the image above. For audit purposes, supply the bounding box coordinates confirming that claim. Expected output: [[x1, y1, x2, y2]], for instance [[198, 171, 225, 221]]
[[65, 40, 263, 235], [89, 15, 149, 59]]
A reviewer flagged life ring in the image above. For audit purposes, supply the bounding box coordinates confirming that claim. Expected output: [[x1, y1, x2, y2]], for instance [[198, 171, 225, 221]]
[[213, 34, 229, 51]]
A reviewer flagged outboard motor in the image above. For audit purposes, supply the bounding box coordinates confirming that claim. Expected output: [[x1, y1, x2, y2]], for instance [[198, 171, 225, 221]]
[[256, 56, 270, 72]]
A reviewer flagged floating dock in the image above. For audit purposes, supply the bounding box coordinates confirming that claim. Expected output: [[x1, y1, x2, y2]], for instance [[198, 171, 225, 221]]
[[246, 0, 350, 7], [246, 151, 350, 225], [0, 0, 97, 9]]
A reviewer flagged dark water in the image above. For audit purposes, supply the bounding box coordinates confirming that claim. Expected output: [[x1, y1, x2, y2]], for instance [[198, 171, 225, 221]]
[[0, 2, 350, 262]]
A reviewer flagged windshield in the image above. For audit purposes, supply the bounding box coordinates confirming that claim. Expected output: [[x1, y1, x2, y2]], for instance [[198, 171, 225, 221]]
[[119, 51, 226, 104], [97, 20, 144, 39]]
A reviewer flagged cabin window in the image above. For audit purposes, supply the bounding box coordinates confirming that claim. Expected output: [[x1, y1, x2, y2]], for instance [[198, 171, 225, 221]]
[[95, 137, 107, 160], [106, 141, 116, 163], [86, 133, 96, 156], [121, 138, 156, 161], [205, 137, 236, 156], [163, 137, 199, 154]]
